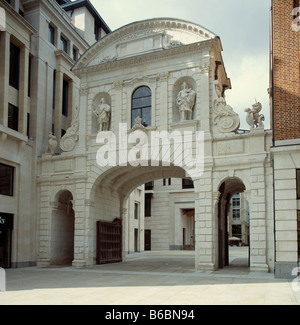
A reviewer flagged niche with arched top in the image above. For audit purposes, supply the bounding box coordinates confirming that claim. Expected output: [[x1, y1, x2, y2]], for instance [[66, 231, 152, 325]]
[[91, 93, 112, 133], [172, 77, 197, 123], [51, 190, 74, 265]]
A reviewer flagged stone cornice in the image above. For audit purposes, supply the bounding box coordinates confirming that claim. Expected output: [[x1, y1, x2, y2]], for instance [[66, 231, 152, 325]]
[[73, 39, 217, 76], [73, 18, 217, 71], [2, 0, 37, 35], [55, 49, 75, 68]]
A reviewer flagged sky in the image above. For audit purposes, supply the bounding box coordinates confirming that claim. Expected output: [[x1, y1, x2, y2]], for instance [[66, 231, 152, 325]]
[[91, 0, 271, 129]]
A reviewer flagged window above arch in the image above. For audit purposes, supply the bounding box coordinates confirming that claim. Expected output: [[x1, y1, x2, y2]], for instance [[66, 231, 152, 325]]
[[131, 86, 151, 127]]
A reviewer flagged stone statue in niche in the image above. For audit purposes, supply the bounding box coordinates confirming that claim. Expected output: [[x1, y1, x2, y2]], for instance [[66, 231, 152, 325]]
[[93, 98, 111, 131], [48, 132, 58, 155], [176, 81, 196, 121], [213, 80, 240, 133], [245, 100, 265, 129]]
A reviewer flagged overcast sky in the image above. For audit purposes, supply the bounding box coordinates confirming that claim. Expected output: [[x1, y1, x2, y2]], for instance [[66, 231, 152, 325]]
[[91, 0, 271, 129]]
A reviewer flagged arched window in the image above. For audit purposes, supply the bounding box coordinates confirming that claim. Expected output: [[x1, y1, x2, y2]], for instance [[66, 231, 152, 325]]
[[131, 86, 151, 127]]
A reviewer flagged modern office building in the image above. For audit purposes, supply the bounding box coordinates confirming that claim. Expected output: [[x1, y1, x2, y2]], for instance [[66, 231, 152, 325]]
[[0, 0, 110, 268]]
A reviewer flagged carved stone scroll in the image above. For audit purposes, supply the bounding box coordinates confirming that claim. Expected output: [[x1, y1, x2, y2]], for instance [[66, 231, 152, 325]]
[[213, 80, 240, 133]]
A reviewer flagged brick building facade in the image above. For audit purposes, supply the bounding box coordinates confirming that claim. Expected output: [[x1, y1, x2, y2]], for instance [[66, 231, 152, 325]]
[[271, 0, 300, 278], [271, 0, 300, 142]]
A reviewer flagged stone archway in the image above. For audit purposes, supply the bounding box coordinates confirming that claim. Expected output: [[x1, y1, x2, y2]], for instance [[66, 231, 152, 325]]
[[88, 163, 196, 266], [217, 177, 246, 270], [50, 190, 75, 265]]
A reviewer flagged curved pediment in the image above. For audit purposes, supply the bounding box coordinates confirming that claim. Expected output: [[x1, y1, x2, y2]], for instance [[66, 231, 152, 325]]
[[73, 18, 217, 71]]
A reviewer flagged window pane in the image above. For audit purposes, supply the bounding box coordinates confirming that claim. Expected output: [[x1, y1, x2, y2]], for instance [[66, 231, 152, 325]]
[[134, 203, 139, 219], [145, 181, 154, 190], [232, 209, 241, 221], [133, 86, 151, 99], [8, 104, 18, 131], [0, 163, 14, 196], [72, 47, 77, 61], [132, 97, 151, 109], [62, 80, 68, 116], [48, 25, 55, 45], [232, 225, 241, 238], [182, 178, 194, 189], [60, 36, 68, 53], [232, 198, 240, 206], [132, 86, 152, 127], [145, 193, 152, 217], [131, 108, 141, 127], [9, 43, 20, 89], [141, 106, 151, 127]]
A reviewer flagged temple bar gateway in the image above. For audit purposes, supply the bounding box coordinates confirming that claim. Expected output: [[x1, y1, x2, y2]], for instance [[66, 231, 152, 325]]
[[37, 18, 273, 273]]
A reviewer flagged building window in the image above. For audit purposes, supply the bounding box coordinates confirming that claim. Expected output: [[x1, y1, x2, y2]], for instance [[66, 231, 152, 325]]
[[131, 86, 151, 127], [0, 163, 14, 196], [9, 43, 20, 90], [231, 194, 241, 221], [182, 178, 194, 189], [232, 225, 241, 239], [8, 104, 18, 131], [62, 79, 68, 117], [48, 24, 55, 45], [163, 178, 171, 186], [60, 36, 68, 53], [232, 195, 240, 207], [145, 193, 153, 217], [134, 203, 139, 220], [297, 170, 300, 200], [72, 47, 78, 61], [232, 209, 241, 222], [94, 23, 100, 41], [145, 181, 154, 190], [28, 56, 31, 97]]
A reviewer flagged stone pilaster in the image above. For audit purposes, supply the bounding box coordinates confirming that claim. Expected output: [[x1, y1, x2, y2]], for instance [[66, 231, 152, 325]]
[[248, 165, 269, 273], [194, 169, 216, 271], [72, 197, 86, 268], [54, 70, 63, 141], [18, 45, 29, 135], [0, 31, 10, 126]]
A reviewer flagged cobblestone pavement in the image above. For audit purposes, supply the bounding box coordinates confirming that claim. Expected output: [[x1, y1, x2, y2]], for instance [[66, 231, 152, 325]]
[[0, 248, 299, 305]]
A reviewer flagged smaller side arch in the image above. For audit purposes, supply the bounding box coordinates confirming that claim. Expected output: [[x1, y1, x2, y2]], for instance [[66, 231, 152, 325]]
[[216, 177, 247, 270], [50, 189, 75, 266]]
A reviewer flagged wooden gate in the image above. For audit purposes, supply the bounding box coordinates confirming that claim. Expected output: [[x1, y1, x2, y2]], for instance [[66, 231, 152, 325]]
[[96, 219, 122, 264]]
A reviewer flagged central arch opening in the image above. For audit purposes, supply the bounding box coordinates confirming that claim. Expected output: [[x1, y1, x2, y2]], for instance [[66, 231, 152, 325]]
[[91, 164, 196, 270]]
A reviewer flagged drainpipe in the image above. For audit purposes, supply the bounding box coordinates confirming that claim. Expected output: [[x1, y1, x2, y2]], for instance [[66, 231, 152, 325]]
[[270, 0, 277, 272], [270, 0, 275, 146]]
